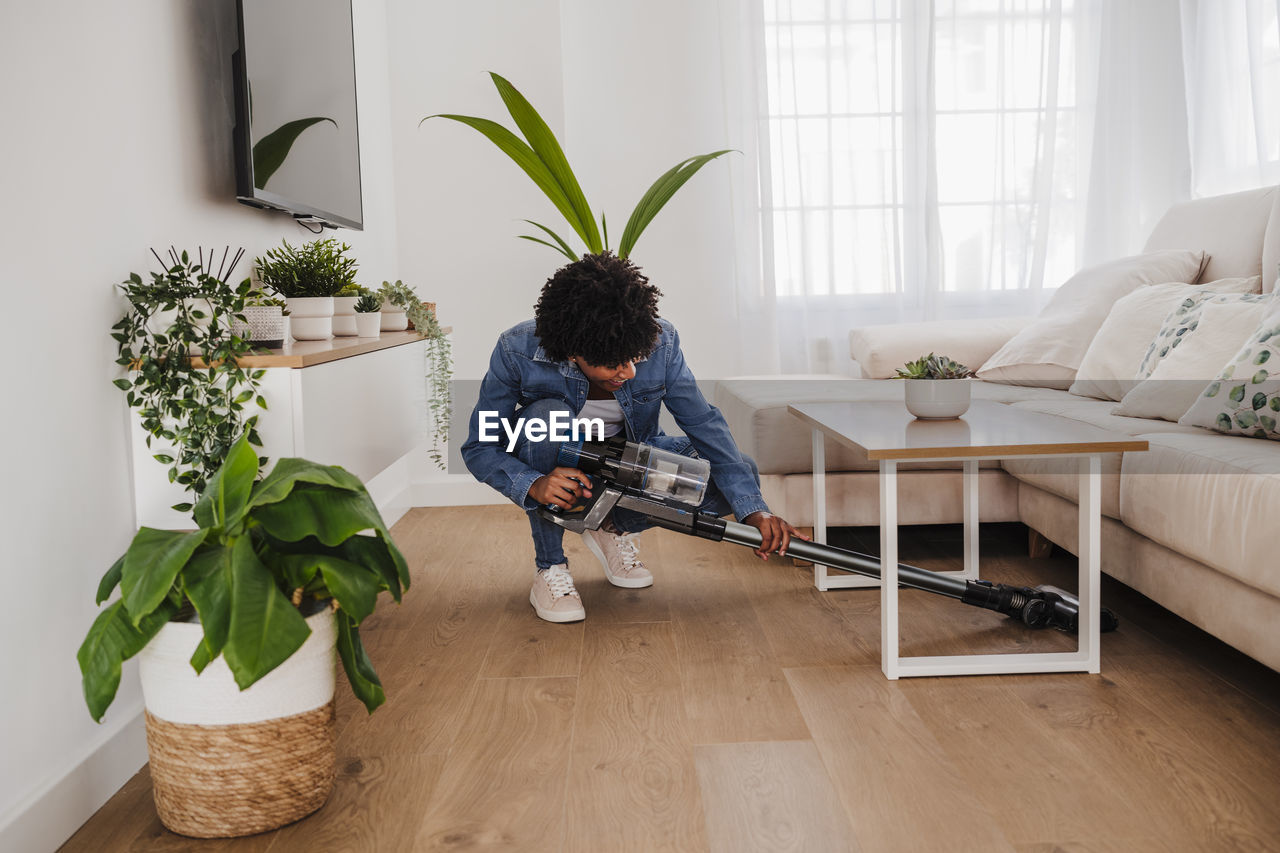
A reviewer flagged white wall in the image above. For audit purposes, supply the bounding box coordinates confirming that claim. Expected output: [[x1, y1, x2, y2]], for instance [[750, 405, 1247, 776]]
[[0, 1, 400, 849], [387, 0, 747, 384]]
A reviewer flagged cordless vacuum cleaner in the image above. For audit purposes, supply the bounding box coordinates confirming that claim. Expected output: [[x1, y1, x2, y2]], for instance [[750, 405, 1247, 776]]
[[536, 436, 1118, 634]]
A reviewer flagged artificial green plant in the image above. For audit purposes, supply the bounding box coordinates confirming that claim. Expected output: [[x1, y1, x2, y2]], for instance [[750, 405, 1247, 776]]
[[380, 280, 452, 468], [78, 434, 409, 722], [422, 72, 734, 261], [112, 251, 268, 511], [895, 354, 975, 380], [254, 238, 358, 299]]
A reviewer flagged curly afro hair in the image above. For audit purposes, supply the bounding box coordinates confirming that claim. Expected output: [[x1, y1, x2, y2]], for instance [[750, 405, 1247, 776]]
[[534, 252, 663, 366]]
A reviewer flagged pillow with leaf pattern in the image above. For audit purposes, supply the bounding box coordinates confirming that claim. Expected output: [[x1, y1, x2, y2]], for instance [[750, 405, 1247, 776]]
[[1135, 290, 1272, 379], [1179, 291, 1280, 440]]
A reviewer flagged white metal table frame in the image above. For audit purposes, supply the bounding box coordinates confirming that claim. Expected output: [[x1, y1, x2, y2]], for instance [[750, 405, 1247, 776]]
[[808, 427, 1105, 680]]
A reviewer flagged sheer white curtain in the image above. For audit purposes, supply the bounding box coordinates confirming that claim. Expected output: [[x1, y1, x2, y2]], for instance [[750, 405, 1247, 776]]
[[1179, 0, 1280, 197], [720, 0, 1190, 374]]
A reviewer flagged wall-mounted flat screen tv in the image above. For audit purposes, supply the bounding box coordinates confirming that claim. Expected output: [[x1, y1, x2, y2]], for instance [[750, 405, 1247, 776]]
[[232, 0, 363, 230]]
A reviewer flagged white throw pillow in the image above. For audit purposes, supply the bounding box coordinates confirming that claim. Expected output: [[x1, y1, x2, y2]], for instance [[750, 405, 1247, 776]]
[[1180, 292, 1280, 440], [977, 250, 1207, 389], [1069, 276, 1261, 401], [1112, 300, 1268, 421]]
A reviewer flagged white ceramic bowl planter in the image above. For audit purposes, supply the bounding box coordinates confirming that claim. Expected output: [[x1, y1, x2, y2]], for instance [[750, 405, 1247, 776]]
[[904, 379, 972, 419], [355, 312, 382, 337], [286, 296, 334, 340], [137, 609, 338, 838], [331, 295, 359, 337], [379, 308, 408, 332]]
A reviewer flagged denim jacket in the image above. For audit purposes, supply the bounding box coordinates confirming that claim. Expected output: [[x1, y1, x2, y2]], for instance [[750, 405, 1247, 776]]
[[461, 318, 770, 522]]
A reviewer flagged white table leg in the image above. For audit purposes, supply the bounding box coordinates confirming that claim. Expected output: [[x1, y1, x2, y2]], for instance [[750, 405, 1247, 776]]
[[812, 427, 828, 590], [881, 460, 900, 680], [963, 459, 979, 579], [1078, 454, 1102, 673]]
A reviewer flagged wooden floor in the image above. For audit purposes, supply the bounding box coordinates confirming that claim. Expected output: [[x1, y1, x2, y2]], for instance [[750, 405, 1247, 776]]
[[63, 506, 1280, 852]]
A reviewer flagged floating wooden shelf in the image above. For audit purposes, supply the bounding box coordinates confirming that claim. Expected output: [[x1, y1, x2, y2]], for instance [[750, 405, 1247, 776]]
[[189, 328, 451, 369]]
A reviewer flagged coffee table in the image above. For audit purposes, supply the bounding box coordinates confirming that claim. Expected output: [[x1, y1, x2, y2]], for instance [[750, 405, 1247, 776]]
[[786, 400, 1148, 679]]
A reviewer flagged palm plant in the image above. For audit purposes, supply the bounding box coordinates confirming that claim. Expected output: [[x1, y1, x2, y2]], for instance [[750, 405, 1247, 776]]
[[422, 72, 733, 262]]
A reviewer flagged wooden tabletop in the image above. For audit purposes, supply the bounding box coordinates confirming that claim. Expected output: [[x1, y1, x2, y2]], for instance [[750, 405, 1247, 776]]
[[189, 328, 451, 369], [788, 400, 1149, 460]]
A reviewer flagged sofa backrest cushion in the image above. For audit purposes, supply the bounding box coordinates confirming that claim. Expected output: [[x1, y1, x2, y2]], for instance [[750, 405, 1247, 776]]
[[1144, 185, 1280, 292]]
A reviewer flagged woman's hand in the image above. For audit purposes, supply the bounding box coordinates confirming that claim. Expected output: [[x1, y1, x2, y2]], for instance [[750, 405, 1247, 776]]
[[530, 467, 593, 510], [742, 511, 809, 561]]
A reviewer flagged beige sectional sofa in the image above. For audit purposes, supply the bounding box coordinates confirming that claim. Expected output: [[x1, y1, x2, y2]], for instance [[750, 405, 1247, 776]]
[[716, 185, 1280, 671]]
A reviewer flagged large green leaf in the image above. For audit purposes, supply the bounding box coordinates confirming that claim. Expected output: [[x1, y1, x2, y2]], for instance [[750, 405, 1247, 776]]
[[120, 528, 208, 626], [521, 220, 579, 261], [251, 485, 384, 546], [336, 612, 385, 713], [253, 117, 336, 189], [424, 113, 591, 251], [490, 73, 601, 253], [193, 433, 259, 530], [249, 457, 367, 510], [618, 150, 735, 258], [183, 546, 233, 673], [222, 536, 311, 690], [318, 557, 381, 624], [78, 599, 177, 722], [96, 555, 125, 605]]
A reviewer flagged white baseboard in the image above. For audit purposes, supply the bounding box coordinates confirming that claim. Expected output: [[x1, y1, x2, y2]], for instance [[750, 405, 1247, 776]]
[[0, 703, 147, 853], [413, 473, 506, 507]]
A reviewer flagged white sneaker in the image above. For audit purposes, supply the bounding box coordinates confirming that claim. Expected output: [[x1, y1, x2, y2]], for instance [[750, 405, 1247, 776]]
[[583, 527, 653, 588], [529, 564, 585, 623]]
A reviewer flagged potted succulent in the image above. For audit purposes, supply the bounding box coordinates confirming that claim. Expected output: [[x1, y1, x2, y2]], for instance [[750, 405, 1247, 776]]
[[354, 291, 382, 337], [895, 353, 975, 419], [78, 434, 408, 838], [113, 249, 267, 511], [332, 283, 363, 337], [231, 291, 288, 349], [380, 280, 453, 468], [253, 238, 359, 341], [423, 72, 732, 261]]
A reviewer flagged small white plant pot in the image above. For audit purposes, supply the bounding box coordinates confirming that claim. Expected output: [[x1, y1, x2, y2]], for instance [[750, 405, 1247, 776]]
[[380, 309, 408, 332], [286, 296, 334, 341], [904, 380, 971, 419], [355, 313, 382, 338], [231, 306, 286, 348], [332, 296, 359, 336]]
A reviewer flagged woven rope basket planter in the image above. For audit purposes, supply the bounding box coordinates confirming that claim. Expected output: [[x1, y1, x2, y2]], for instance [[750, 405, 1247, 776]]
[[138, 610, 337, 838]]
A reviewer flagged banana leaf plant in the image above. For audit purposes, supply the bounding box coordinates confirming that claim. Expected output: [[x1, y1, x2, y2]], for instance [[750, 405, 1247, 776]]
[[78, 434, 409, 722], [422, 72, 734, 262]]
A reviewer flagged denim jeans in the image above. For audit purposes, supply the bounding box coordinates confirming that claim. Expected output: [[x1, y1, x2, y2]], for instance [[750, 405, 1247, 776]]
[[511, 399, 759, 571]]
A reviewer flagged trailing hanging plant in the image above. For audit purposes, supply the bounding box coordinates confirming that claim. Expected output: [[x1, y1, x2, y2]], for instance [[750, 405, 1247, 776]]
[[380, 280, 452, 468], [422, 72, 734, 262], [78, 434, 409, 721], [254, 238, 358, 298], [112, 248, 268, 512]]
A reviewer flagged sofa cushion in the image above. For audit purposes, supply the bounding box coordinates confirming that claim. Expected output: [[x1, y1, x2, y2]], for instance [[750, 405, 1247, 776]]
[[1068, 276, 1261, 402], [978, 250, 1207, 389], [1113, 299, 1269, 422], [1144, 184, 1278, 287], [1120, 431, 1280, 598], [1180, 290, 1280, 440], [714, 379, 1063, 475], [998, 397, 1201, 519], [849, 316, 1031, 379]]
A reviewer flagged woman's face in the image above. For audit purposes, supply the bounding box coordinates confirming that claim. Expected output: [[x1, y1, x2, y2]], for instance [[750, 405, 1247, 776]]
[[572, 357, 637, 393]]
